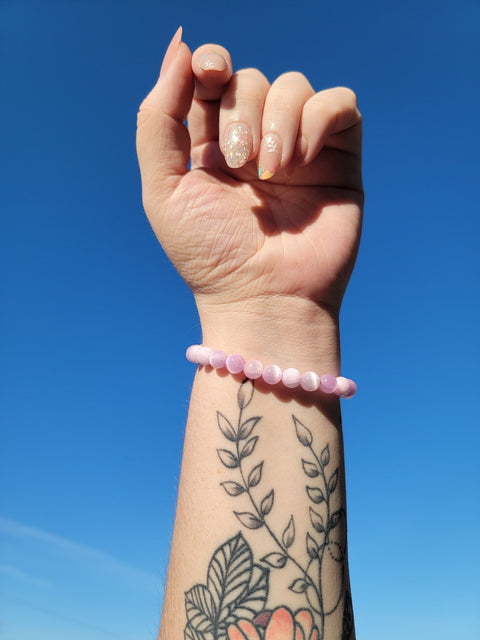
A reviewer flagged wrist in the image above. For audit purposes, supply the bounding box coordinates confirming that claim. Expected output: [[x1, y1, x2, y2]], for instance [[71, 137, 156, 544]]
[[195, 294, 341, 375]]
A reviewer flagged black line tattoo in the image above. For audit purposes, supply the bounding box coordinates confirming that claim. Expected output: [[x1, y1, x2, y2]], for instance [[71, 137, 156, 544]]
[[184, 381, 352, 640], [184, 532, 268, 640]]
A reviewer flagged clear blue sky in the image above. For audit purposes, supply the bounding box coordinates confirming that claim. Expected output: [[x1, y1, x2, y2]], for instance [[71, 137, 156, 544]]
[[1, 1, 479, 639]]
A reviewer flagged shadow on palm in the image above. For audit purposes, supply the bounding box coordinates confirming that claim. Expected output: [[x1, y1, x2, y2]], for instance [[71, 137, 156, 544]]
[[169, 142, 362, 305]]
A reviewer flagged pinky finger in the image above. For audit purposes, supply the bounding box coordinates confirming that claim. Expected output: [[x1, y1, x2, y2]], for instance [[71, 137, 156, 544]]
[[296, 87, 361, 165]]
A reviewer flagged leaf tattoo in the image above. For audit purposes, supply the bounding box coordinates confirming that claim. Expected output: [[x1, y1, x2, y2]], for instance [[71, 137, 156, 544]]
[[260, 490, 274, 516], [238, 417, 261, 440], [328, 469, 339, 494], [296, 414, 348, 638], [260, 552, 288, 568], [217, 412, 236, 442], [185, 584, 216, 633], [184, 533, 268, 640], [320, 444, 330, 467], [302, 459, 320, 477], [247, 462, 263, 488], [289, 578, 309, 593], [234, 511, 264, 529], [187, 382, 351, 640], [310, 507, 325, 534], [307, 486, 325, 504], [217, 449, 239, 469], [293, 415, 313, 446], [221, 481, 245, 496], [282, 516, 295, 548], [240, 436, 258, 459], [237, 381, 254, 410]]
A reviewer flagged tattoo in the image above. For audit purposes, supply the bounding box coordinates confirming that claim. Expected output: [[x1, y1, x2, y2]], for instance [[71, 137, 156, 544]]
[[185, 381, 352, 640], [184, 532, 268, 640]]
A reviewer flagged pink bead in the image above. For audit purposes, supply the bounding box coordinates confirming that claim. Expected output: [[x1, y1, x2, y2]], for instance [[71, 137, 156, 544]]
[[335, 376, 351, 397], [343, 379, 357, 398], [186, 344, 202, 363], [262, 364, 282, 385], [300, 371, 320, 392], [244, 359, 263, 379], [282, 367, 301, 388], [209, 350, 227, 369], [319, 373, 337, 394], [226, 353, 245, 374], [197, 346, 212, 366]]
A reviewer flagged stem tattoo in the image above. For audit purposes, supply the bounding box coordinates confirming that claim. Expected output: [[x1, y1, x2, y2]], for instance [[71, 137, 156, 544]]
[[184, 381, 353, 640]]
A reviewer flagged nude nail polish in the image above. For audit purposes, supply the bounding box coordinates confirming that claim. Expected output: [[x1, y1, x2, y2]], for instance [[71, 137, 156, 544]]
[[258, 132, 282, 180], [200, 52, 227, 71], [224, 123, 252, 168]]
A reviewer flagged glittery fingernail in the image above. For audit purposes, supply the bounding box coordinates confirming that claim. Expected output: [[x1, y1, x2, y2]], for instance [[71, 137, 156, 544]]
[[258, 132, 282, 180], [200, 52, 227, 71], [224, 122, 252, 168]]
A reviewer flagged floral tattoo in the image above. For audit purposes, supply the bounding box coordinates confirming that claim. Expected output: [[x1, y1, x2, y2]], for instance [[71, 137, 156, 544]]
[[184, 381, 353, 640]]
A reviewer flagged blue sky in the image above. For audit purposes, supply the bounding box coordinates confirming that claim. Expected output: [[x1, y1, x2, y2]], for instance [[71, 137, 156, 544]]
[[1, 1, 479, 639]]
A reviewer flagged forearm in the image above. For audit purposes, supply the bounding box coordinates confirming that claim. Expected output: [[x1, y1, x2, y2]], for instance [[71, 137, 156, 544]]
[[160, 311, 355, 640]]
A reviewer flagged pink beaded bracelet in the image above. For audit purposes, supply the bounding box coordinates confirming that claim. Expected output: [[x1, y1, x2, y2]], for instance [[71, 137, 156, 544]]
[[185, 345, 357, 398]]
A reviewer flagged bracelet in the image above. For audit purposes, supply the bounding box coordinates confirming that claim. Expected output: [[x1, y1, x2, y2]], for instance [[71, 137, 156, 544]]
[[186, 345, 357, 398]]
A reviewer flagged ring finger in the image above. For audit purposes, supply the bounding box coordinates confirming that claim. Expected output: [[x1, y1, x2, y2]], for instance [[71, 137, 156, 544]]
[[258, 72, 314, 180]]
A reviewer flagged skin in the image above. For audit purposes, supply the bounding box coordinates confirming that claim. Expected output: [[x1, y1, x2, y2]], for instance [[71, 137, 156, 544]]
[[136, 28, 363, 353], [136, 28, 363, 640]]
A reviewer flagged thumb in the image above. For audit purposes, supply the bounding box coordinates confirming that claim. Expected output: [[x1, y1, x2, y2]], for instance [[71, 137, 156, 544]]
[[136, 28, 194, 206]]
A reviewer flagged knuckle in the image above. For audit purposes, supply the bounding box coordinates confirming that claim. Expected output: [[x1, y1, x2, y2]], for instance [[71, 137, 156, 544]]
[[234, 67, 269, 86], [309, 86, 361, 124], [275, 71, 308, 86], [136, 94, 155, 128], [225, 69, 269, 105], [336, 86, 360, 112]]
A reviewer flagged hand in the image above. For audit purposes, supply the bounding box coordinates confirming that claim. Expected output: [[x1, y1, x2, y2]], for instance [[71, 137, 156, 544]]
[[136, 30, 363, 355]]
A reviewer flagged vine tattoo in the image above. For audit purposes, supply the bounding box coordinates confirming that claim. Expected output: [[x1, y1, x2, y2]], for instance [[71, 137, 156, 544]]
[[184, 381, 353, 640]]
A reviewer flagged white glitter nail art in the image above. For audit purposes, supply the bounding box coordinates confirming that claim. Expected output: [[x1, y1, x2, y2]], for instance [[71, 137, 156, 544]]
[[224, 123, 252, 168], [202, 59, 216, 69], [200, 53, 227, 71], [265, 135, 278, 153]]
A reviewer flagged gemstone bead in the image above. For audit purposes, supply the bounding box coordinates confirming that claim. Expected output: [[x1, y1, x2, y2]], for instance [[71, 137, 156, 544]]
[[244, 359, 263, 379], [197, 346, 212, 366], [335, 376, 351, 397], [282, 367, 301, 388], [226, 353, 245, 374], [319, 373, 337, 394], [186, 344, 201, 363], [209, 350, 227, 369], [343, 379, 357, 398], [185, 345, 357, 398], [300, 371, 320, 392], [262, 364, 282, 385]]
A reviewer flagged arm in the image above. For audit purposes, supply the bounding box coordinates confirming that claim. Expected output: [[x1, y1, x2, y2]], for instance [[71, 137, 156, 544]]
[[136, 29, 363, 640]]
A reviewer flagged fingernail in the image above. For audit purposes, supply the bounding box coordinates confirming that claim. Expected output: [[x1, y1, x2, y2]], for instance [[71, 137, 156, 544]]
[[224, 122, 252, 168], [160, 26, 183, 76], [200, 52, 227, 72], [258, 132, 282, 180]]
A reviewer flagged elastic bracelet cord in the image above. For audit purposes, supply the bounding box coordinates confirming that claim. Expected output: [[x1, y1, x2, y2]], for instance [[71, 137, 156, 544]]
[[186, 345, 357, 398]]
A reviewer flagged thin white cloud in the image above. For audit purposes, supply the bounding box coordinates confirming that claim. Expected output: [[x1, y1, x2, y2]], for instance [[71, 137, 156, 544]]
[[0, 563, 52, 588], [0, 516, 161, 593]]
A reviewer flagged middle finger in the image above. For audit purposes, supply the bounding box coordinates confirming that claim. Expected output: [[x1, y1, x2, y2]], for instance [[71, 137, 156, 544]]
[[219, 68, 270, 169]]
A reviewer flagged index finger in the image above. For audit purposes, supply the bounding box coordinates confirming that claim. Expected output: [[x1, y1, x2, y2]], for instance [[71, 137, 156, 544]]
[[188, 44, 233, 160], [192, 44, 233, 101]]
